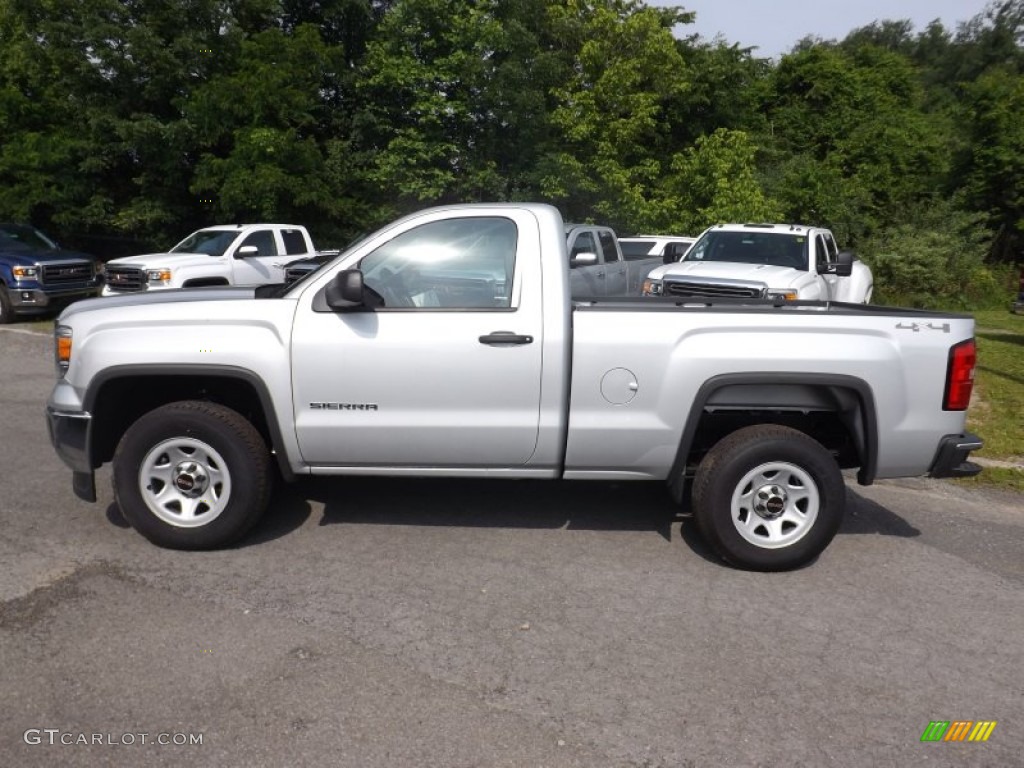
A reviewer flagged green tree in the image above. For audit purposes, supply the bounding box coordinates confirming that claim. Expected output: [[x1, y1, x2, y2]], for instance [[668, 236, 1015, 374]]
[[764, 43, 950, 240], [665, 39, 773, 145], [186, 23, 346, 226], [859, 199, 996, 307], [0, 0, 267, 244], [539, 0, 693, 231], [660, 128, 782, 234], [353, 0, 562, 222], [958, 65, 1024, 261]]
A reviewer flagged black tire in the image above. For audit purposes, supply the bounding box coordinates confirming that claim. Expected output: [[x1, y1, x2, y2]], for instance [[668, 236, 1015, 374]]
[[112, 401, 272, 550], [0, 285, 14, 324], [691, 424, 845, 571]]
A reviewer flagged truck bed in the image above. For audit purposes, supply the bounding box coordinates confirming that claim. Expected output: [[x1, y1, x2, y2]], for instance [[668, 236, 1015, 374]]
[[564, 298, 973, 481]]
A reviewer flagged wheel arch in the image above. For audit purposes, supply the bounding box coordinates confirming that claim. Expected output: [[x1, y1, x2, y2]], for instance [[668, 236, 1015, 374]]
[[669, 372, 878, 499], [84, 364, 293, 481]]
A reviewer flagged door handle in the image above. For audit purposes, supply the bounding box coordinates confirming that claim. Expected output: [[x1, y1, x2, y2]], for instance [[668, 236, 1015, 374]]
[[479, 332, 534, 345], [597, 271, 606, 279]]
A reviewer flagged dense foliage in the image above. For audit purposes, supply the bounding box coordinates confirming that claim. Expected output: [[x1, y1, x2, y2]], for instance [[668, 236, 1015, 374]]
[[1, 0, 1022, 305]]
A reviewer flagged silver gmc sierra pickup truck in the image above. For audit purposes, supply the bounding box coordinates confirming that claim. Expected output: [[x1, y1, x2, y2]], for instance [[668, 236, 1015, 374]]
[[46, 203, 982, 571]]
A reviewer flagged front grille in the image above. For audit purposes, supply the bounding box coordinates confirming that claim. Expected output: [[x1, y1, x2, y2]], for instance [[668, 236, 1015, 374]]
[[41, 261, 94, 286], [665, 280, 765, 299], [103, 265, 146, 292]]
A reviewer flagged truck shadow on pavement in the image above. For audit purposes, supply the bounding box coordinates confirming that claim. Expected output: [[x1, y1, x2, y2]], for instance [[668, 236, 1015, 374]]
[[299, 476, 920, 548], [673, 487, 921, 568], [840, 488, 921, 537], [104, 488, 315, 547], [306, 476, 683, 541], [105, 478, 920, 557]]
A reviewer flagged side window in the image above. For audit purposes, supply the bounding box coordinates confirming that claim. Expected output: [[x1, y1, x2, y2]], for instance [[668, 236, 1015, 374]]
[[824, 233, 839, 260], [815, 234, 833, 266], [358, 217, 517, 309], [570, 232, 599, 264], [282, 229, 308, 255], [237, 230, 279, 257], [598, 231, 620, 263]]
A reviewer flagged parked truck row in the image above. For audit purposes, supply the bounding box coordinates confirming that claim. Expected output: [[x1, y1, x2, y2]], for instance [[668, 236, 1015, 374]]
[[47, 203, 980, 572], [4, 215, 876, 326]]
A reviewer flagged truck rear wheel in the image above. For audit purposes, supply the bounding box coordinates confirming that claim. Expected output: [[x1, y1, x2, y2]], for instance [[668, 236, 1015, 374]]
[[112, 401, 272, 550], [691, 425, 845, 571]]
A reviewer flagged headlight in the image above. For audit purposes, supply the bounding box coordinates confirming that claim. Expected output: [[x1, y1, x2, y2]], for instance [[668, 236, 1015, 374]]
[[767, 289, 798, 301], [55, 325, 72, 377], [642, 278, 664, 296], [147, 268, 172, 283], [12, 266, 38, 279]]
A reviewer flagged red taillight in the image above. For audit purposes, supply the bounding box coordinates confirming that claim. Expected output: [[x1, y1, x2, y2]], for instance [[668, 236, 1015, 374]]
[[943, 339, 976, 411]]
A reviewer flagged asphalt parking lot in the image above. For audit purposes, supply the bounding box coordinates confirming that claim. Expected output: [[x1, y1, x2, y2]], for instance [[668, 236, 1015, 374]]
[[1, 324, 1022, 767]]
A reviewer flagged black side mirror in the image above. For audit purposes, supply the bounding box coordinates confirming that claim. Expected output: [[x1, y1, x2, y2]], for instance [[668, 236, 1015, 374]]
[[325, 269, 378, 310], [831, 250, 855, 277]]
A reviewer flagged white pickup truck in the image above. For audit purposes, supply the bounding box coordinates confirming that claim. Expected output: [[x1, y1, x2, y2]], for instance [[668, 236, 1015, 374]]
[[101, 224, 317, 295], [47, 204, 981, 571], [642, 223, 873, 303]]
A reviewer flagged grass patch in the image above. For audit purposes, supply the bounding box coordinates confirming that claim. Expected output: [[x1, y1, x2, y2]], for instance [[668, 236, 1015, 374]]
[[955, 467, 1024, 494], [972, 308, 1024, 334], [960, 308, 1024, 492], [24, 318, 56, 334]]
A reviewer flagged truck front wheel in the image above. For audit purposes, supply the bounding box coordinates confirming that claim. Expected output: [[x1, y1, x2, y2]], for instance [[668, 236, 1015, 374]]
[[112, 401, 272, 549], [691, 425, 845, 571], [0, 285, 14, 324]]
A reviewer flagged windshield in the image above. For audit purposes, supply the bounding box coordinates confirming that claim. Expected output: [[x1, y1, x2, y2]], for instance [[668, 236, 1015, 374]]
[[684, 231, 808, 271], [170, 229, 238, 256], [0, 224, 57, 251]]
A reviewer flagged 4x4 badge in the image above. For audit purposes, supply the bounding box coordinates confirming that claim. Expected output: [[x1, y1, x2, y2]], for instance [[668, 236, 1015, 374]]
[[895, 322, 951, 333]]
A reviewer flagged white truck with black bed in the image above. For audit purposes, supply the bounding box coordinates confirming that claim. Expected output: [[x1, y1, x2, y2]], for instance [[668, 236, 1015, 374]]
[[101, 223, 318, 294]]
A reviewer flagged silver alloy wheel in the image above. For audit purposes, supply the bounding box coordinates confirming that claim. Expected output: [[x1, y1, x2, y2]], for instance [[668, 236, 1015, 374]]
[[730, 461, 820, 549], [138, 437, 232, 528]]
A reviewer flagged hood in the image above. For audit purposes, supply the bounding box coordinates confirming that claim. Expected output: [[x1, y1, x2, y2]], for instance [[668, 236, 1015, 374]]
[[648, 260, 804, 287], [1, 248, 94, 266], [105, 252, 227, 270], [59, 286, 256, 321]]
